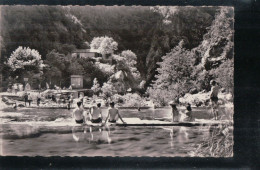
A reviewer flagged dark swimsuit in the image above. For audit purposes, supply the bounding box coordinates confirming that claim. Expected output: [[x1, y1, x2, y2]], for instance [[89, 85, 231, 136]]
[[210, 96, 218, 102], [108, 120, 117, 123], [75, 119, 84, 124], [91, 117, 102, 123]]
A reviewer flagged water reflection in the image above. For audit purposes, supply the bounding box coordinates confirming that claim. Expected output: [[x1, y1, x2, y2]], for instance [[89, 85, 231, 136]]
[[1, 108, 231, 156], [162, 126, 189, 149], [71, 125, 112, 144]]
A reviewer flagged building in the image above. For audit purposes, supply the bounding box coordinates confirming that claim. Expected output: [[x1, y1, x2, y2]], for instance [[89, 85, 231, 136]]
[[71, 75, 83, 89], [71, 49, 113, 63], [71, 49, 102, 59]]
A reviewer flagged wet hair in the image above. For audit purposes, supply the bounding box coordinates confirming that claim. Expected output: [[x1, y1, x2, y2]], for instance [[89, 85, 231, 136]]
[[97, 103, 101, 107], [110, 102, 115, 107], [77, 101, 82, 107]]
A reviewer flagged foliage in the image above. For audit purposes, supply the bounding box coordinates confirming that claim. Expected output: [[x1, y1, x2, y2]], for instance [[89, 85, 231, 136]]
[[43, 50, 67, 87], [1, 6, 233, 94], [120, 50, 137, 67], [100, 80, 117, 100], [150, 6, 179, 24], [193, 7, 234, 70], [148, 41, 195, 105], [7, 46, 44, 71], [42, 50, 110, 89], [147, 87, 175, 106], [6, 46, 44, 88], [95, 62, 115, 75], [192, 124, 233, 157], [211, 59, 234, 95], [91, 78, 101, 95], [111, 93, 146, 107], [121, 93, 145, 107], [90, 36, 118, 55]]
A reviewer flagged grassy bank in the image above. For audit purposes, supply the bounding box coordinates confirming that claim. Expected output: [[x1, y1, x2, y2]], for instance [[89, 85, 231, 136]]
[[191, 104, 233, 157]]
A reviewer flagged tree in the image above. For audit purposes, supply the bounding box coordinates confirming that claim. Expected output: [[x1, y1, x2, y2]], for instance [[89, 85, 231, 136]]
[[91, 78, 101, 95], [7, 46, 44, 71], [150, 6, 179, 25], [6, 46, 44, 87], [212, 59, 234, 95], [90, 36, 118, 55], [68, 61, 84, 75], [149, 41, 194, 104], [120, 50, 137, 67], [101, 80, 117, 101]]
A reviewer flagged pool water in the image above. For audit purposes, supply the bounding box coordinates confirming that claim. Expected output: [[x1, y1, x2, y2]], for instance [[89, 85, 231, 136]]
[[0, 107, 226, 156]]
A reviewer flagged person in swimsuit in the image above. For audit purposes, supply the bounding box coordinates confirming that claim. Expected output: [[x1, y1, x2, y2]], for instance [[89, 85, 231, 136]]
[[89, 102, 103, 123], [210, 80, 220, 120], [28, 93, 32, 107], [103, 102, 126, 125], [169, 101, 179, 122], [72, 101, 85, 124], [37, 92, 41, 106], [184, 103, 194, 122], [24, 92, 28, 107]]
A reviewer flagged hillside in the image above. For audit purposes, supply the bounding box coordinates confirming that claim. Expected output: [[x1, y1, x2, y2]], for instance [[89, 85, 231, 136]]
[[0, 6, 233, 96]]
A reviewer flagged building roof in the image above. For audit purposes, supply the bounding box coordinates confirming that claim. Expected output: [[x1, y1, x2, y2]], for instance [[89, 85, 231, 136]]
[[72, 49, 101, 53]]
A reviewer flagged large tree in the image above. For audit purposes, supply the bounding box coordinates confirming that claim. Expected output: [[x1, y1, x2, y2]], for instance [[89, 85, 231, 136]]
[[7, 46, 44, 87], [149, 41, 194, 104], [7, 46, 44, 71]]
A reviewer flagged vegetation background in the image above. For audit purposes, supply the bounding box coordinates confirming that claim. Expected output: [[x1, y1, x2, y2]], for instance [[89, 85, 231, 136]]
[[0, 6, 234, 105]]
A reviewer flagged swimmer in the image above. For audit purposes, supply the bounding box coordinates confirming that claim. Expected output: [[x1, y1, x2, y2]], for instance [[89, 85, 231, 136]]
[[103, 102, 126, 125], [169, 101, 179, 122], [184, 103, 194, 122], [89, 101, 103, 123], [72, 101, 85, 124], [210, 80, 220, 120]]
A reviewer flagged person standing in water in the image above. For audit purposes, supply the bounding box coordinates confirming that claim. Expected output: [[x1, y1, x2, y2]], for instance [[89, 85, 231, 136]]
[[72, 101, 85, 124], [169, 101, 179, 122], [37, 91, 41, 106], [103, 102, 126, 125], [210, 80, 220, 120], [89, 101, 103, 123], [184, 103, 194, 122], [28, 93, 32, 107], [24, 92, 28, 107], [67, 93, 73, 110]]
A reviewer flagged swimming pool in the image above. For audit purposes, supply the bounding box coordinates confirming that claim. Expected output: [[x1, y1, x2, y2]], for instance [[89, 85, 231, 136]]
[[0, 107, 232, 156]]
